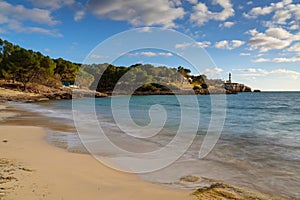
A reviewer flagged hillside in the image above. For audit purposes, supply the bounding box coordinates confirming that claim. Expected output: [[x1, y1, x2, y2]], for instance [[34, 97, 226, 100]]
[[0, 38, 251, 98]]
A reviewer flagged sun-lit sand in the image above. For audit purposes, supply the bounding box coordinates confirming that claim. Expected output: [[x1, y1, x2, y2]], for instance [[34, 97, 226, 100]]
[[0, 125, 194, 200]]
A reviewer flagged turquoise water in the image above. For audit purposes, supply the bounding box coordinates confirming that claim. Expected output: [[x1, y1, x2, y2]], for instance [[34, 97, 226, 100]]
[[15, 92, 300, 198]]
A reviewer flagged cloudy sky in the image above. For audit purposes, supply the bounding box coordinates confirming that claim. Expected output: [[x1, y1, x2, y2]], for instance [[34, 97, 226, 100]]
[[1, 0, 300, 91]]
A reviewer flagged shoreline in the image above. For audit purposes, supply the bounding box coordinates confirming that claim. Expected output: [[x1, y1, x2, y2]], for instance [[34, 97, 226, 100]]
[[0, 81, 256, 104], [0, 103, 194, 200], [0, 102, 288, 199], [0, 125, 194, 200]]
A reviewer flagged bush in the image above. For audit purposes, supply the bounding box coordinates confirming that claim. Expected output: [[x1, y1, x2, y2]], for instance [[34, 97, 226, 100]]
[[193, 85, 201, 90]]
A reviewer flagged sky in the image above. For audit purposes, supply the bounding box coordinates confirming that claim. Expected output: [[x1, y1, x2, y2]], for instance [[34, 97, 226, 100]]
[[0, 0, 300, 91]]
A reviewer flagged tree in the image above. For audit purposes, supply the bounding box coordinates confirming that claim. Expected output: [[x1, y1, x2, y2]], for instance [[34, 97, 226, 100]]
[[54, 58, 79, 83], [177, 66, 191, 77], [0, 38, 3, 64], [201, 83, 208, 89], [0, 39, 24, 79], [3, 49, 40, 90], [35, 55, 57, 86]]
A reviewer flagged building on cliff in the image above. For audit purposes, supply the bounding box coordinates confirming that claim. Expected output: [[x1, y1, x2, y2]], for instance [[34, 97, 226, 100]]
[[224, 73, 252, 93]]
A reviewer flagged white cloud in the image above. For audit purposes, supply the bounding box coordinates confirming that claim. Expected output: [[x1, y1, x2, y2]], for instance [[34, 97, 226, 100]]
[[290, 24, 300, 30], [0, 1, 62, 37], [187, 0, 198, 5], [7, 20, 62, 37], [0, 1, 59, 25], [238, 5, 244, 10], [220, 21, 234, 28], [272, 55, 300, 62], [273, 9, 291, 24], [252, 54, 300, 63], [288, 4, 300, 20], [244, 0, 292, 18], [244, 6, 273, 18], [269, 69, 300, 80], [129, 51, 173, 57], [175, 41, 211, 49], [288, 42, 300, 52], [252, 58, 271, 63], [245, 68, 257, 72], [137, 27, 152, 33], [170, 0, 182, 7], [158, 52, 173, 57], [237, 68, 300, 80], [190, 0, 234, 26], [247, 1, 253, 5], [215, 40, 245, 50], [265, 27, 292, 39], [225, 21, 234, 27], [234, 68, 257, 72], [232, 40, 245, 48], [140, 52, 157, 57], [215, 41, 228, 49], [244, 0, 298, 28], [239, 53, 251, 56], [204, 67, 223, 78], [74, 10, 85, 21], [87, 0, 185, 28], [247, 27, 296, 52], [257, 53, 265, 57], [27, 0, 75, 10]]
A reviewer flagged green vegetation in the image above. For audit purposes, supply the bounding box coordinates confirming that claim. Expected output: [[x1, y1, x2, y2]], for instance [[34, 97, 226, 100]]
[[0, 38, 231, 94], [0, 38, 79, 91]]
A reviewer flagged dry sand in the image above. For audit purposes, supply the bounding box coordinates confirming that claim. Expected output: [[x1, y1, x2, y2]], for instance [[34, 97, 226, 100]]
[[0, 126, 194, 200]]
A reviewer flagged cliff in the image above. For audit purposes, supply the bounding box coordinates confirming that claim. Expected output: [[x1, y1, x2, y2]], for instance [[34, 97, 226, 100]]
[[224, 83, 252, 94]]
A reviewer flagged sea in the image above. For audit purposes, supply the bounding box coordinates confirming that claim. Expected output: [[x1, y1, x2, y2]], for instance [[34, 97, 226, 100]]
[[11, 92, 300, 199]]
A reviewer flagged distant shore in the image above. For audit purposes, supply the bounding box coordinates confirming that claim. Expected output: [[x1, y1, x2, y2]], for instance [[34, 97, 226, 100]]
[[0, 80, 108, 103], [0, 80, 255, 104]]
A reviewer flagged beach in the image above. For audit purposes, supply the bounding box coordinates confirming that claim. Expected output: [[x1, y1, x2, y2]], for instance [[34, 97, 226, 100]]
[[0, 100, 293, 200], [0, 124, 195, 200], [0, 102, 194, 200]]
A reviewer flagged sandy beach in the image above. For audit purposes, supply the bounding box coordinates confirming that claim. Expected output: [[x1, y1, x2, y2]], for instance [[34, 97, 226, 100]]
[[0, 125, 194, 200], [0, 100, 194, 200], [0, 102, 289, 200]]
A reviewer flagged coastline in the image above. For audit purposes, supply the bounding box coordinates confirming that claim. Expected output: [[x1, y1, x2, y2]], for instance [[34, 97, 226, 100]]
[[0, 80, 253, 104], [0, 102, 288, 200], [0, 108, 194, 200]]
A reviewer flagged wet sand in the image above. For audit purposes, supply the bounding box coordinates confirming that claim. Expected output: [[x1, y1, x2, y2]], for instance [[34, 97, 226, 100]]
[[0, 125, 195, 200], [0, 103, 287, 200]]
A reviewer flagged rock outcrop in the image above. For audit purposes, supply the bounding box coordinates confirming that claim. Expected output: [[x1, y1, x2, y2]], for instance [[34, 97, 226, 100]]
[[0, 81, 108, 102], [224, 83, 252, 93]]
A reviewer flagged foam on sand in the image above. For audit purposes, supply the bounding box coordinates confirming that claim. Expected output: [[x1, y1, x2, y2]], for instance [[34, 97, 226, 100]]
[[0, 104, 18, 121]]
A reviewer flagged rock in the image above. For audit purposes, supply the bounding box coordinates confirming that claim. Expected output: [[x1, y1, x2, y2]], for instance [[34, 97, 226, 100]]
[[192, 181, 284, 200], [36, 98, 50, 102], [95, 92, 108, 98], [2, 140, 8, 143], [180, 175, 200, 183]]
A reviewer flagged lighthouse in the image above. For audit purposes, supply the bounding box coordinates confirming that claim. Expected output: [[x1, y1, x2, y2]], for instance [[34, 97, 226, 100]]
[[226, 73, 232, 83]]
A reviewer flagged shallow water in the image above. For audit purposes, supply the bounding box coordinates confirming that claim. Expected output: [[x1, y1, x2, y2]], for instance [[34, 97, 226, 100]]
[[12, 92, 300, 199]]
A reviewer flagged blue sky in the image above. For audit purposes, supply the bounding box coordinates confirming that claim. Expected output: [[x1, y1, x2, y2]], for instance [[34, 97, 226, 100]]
[[0, 0, 300, 91]]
